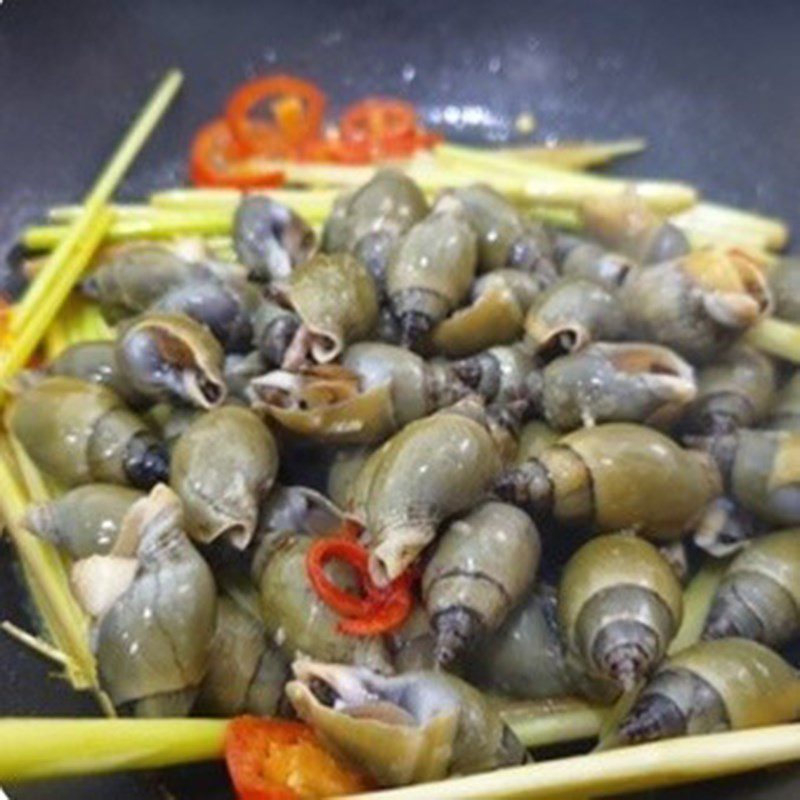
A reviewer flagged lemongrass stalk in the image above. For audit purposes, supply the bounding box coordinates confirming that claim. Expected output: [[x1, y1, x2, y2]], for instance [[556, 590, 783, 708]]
[[526, 205, 582, 230], [434, 143, 698, 213], [499, 698, 606, 748], [0, 718, 227, 783], [23, 209, 233, 251], [745, 317, 800, 363], [0, 435, 107, 704], [49, 204, 162, 223], [11, 70, 183, 334], [0, 209, 113, 386], [668, 558, 730, 655], [345, 724, 800, 800], [674, 202, 789, 250], [496, 138, 647, 170], [1, 622, 68, 666]]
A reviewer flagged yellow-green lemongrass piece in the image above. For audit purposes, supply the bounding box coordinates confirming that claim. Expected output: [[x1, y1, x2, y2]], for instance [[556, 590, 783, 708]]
[[433, 143, 698, 213], [0, 209, 113, 386], [745, 318, 800, 364], [499, 697, 606, 748], [668, 558, 731, 655], [343, 724, 800, 800], [496, 138, 647, 170], [673, 202, 789, 251], [44, 295, 111, 361], [48, 204, 163, 223], [11, 69, 183, 334], [0, 718, 227, 783], [0, 434, 109, 707]]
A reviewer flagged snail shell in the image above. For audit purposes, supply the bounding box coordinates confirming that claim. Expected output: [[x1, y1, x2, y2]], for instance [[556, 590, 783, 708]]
[[24, 483, 144, 559], [514, 420, 560, 465], [767, 256, 800, 321], [684, 344, 777, 436], [170, 406, 279, 548], [621, 249, 772, 364], [358, 402, 504, 584], [496, 422, 722, 541], [94, 485, 217, 716], [766, 372, 800, 431], [524, 278, 626, 362], [386, 210, 478, 348], [615, 638, 800, 744], [251, 298, 302, 368], [254, 533, 391, 670], [451, 345, 536, 408], [115, 312, 227, 409], [286, 661, 525, 787], [233, 195, 316, 283], [555, 235, 635, 288], [195, 593, 289, 716], [538, 342, 696, 431], [326, 446, 378, 509], [386, 606, 437, 672], [703, 528, 800, 647], [223, 351, 268, 403], [7, 376, 169, 490], [49, 340, 147, 408], [422, 501, 540, 665], [581, 191, 690, 265], [288, 253, 379, 363], [559, 534, 683, 691]]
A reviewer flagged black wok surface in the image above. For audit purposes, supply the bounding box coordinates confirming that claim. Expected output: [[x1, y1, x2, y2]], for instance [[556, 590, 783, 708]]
[[1, 1, 799, 798]]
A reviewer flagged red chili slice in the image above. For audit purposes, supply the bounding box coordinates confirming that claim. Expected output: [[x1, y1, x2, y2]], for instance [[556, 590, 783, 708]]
[[340, 97, 419, 158], [306, 537, 373, 619]]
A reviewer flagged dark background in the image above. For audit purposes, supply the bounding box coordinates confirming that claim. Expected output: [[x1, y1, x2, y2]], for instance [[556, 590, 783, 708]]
[[1, 1, 799, 798]]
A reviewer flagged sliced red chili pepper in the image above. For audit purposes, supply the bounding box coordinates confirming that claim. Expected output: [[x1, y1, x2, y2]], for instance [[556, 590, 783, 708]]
[[340, 97, 419, 158], [189, 119, 286, 189], [339, 569, 414, 636], [226, 75, 326, 157], [306, 536, 373, 618], [225, 716, 370, 800]]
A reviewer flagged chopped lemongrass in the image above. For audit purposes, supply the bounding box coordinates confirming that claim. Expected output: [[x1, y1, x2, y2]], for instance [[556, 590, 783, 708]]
[[11, 70, 183, 335], [48, 204, 161, 223], [499, 697, 606, 748], [343, 724, 800, 800], [668, 558, 730, 655], [0, 435, 111, 711], [433, 143, 698, 213], [745, 317, 800, 364], [44, 295, 113, 361], [0, 209, 113, 386], [496, 138, 647, 170], [0, 622, 69, 666], [673, 201, 789, 250], [0, 718, 227, 783]]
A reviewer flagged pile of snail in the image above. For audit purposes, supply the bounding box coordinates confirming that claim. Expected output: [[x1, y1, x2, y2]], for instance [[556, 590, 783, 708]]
[[9, 168, 800, 787]]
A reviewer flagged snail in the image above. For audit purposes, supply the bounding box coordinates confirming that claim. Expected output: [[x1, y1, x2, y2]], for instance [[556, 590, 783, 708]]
[[49, 340, 148, 408], [23, 483, 144, 559], [581, 190, 690, 265], [149, 278, 261, 353], [355, 400, 505, 584], [514, 420, 560, 465], [287, 253, 379, 364], [533, 342, 697, 431], [422, 501, 541, 665], [286, 661, 526, 787], [553, 233, 635, 288], [253, 532, 391, 671], [767, 256, 800, 321], [251, 343, 470, 444], [223, 351, 268, 403], [451, 345, 536, 409], [232, 195, 316, 283], [766, 372, 800, 431], [496, 423, 721, 542], [251, 298, 302, 368], [438, 184, 556, 279], [613, 639, 800, 744], [320, 191, 354, 254], [93, 485, 217, 717], [558, 534, 683, 691], [620, 248, 771, 364], [326, 446, 378, 509], [170, 406, 279, 548], [386, 606, 437, 672], [195, 593, 289, 717], [706, 428, 800, 526], [386, 209, 478, 348], [7, 376, 169, 490], [523, 278, 627, 362], [256, 484, 345, 543], [703, 528, 800, 647], [467, 584, 617, 703], [682, 344, 777, 436], [114, 312, 227, 409], [324, 169, 429, 288], [81, 241, 247, 320]]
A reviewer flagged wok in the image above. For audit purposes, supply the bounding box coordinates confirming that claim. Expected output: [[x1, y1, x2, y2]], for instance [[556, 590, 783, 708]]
[[1, 0, 799, 798]]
